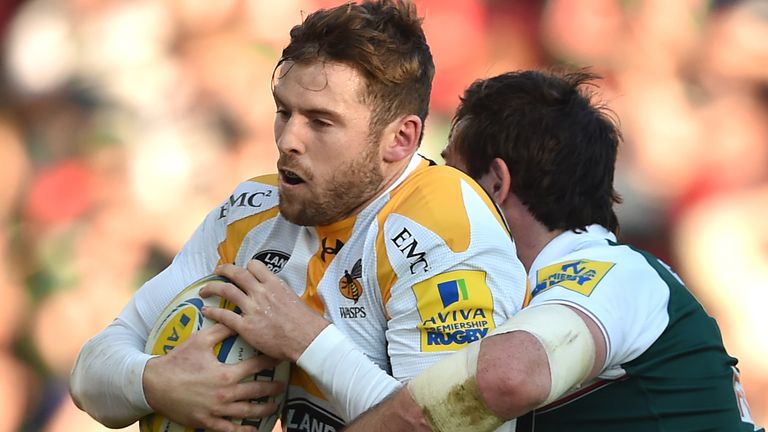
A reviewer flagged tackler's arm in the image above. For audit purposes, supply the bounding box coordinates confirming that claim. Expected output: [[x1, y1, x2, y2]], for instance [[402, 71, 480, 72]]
[[346, 304, 606, 432]]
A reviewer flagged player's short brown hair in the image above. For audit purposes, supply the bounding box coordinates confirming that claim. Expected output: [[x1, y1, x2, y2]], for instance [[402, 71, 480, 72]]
[[276, 0, 434, 142]]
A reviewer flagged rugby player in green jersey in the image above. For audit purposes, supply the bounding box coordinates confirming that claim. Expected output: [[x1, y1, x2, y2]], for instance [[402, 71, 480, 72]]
[[346, 70, 765, 432]]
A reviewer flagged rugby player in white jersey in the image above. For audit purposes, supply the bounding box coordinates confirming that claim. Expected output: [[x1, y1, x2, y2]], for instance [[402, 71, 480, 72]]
[[69, 2, 528, 431]]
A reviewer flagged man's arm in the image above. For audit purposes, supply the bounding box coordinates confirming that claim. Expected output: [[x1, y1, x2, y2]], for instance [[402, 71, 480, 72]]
[[202, 261, 405, 422], [70, 317, 282, 430], [70, 276, 285, 430], [344, 331, 548, 432], [70, 198, 286, 430], [346, 305, 607, 432], [142, 323, 284, 431], [69, 314, 155, 428]]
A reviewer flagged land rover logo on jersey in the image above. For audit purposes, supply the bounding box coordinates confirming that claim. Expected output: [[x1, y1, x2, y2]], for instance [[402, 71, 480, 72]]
[[339, 259, 363, 303], [252, 250, 289, 273], [533, 259, 615, 297]]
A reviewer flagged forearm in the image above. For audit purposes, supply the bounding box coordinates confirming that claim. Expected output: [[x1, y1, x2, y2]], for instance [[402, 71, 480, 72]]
[[344, 387, 431, 432], [479, 304, 605, 418], [346, 304, 602, 432], [344, 340, 506, 432], [69, 319, 154, 427], [297, 325, 403, 421], [344, 336, 542, 432]]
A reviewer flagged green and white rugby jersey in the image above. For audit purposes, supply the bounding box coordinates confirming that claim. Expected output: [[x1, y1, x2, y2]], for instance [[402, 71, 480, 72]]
[[516, 225, 763, 432]]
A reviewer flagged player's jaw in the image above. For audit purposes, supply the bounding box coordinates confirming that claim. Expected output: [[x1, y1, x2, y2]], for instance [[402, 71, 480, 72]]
[[278, 145, 384, 227], [277, 156, 311, 210]]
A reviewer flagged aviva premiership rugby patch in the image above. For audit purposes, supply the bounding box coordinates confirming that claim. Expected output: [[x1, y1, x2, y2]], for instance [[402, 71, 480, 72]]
[[413, 270, 494, 352], [533, 259, 615, 297]]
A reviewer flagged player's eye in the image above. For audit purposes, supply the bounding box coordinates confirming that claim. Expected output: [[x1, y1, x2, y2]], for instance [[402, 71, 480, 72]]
[[311, 118, 332, 128], [275, 108, 290, 120]]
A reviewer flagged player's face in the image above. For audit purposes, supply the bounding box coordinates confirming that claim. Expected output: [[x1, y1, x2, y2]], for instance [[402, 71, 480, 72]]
[[273, 61, 385, 226]]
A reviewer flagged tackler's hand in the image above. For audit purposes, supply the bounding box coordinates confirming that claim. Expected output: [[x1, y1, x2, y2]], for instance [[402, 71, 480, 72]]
[[200, 261, 330, 362]]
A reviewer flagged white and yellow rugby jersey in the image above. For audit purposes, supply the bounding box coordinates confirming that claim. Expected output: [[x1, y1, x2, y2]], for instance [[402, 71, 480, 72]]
[[127, 155, 528, 431]]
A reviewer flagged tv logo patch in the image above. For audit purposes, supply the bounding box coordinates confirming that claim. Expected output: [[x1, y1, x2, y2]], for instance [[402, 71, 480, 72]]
[[413, 270, 494, 352], [533, 259, 615, 297]]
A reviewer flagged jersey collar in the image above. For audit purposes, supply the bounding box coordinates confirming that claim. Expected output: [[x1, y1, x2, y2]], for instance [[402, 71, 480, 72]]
[[529, 224, 617, 277]]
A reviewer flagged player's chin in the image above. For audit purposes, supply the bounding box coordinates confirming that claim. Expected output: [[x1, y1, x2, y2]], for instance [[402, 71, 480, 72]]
[[277, 182, 309, 202], [278, 200, 312, 226]]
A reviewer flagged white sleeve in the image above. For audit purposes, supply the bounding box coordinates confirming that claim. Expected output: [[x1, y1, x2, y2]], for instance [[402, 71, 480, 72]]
[[296, 325, 403, 421], [69, 206, 225, 425], [529, 252, 671, 375], [69, 298, 154, 427]]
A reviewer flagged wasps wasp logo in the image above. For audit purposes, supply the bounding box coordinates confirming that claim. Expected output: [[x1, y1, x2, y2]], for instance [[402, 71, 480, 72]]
[[339, 259, 363, 303]]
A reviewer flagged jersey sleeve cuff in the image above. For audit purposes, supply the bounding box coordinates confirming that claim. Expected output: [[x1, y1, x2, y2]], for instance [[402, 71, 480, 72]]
[[296, 324, 403, 420], [297, 324, 348, 373]]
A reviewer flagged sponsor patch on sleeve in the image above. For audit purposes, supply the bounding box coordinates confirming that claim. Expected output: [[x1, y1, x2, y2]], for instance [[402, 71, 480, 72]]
[[533, 259, 615, 297], [412, 270, 494, 352]]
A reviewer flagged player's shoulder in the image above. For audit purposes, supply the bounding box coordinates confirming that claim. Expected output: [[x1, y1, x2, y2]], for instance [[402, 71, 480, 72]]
[[387, 162, 501, 221], [245, 173, 279, 187], [400, 162, 477, 192], [532, 242, 664, 299], [574, 241, 668, 279], [377, 162, 506, 254], [217, 173, 280, 222], [598, 241, 685, 289]]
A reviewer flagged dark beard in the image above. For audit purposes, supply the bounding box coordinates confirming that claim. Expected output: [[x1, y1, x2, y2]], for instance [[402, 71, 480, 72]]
[[279, 143, 384, 226]]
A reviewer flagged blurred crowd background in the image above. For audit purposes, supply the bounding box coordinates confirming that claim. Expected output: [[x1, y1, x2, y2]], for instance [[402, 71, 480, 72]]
[[0, 0, 766, 430]]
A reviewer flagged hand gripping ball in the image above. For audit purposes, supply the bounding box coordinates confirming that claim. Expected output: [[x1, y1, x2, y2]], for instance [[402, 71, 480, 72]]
[[140, 275, 290, 432]]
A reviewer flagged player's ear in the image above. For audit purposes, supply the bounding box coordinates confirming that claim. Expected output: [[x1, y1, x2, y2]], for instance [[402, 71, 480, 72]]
[[486, 157, 512, 204], [382, 114, 422, 163]]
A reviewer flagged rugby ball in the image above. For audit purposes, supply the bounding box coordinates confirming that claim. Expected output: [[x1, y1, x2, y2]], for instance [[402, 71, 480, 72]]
[[139, 274, 290, 432]]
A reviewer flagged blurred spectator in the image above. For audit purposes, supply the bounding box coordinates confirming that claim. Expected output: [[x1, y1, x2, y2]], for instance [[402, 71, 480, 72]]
[[1, 0, 765, 430], [671, 0, 768, 417], [0, 116, 31, 432]]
